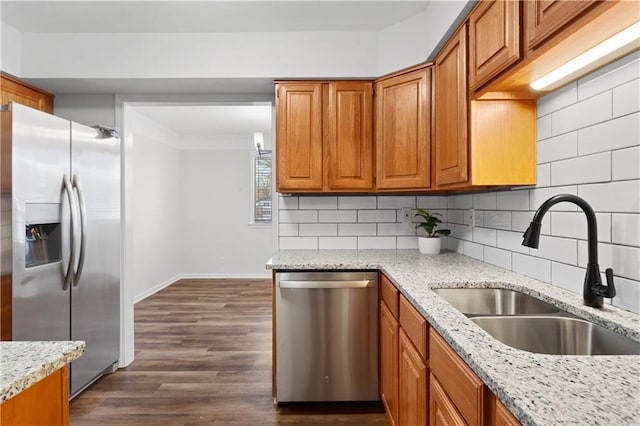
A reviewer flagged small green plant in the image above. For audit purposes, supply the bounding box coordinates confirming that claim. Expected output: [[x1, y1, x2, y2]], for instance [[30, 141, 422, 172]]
[[414, 208, 451, 238]]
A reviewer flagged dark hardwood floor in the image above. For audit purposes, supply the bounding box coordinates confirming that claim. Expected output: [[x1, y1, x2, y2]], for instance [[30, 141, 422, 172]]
[[70, 279, 388, 425]]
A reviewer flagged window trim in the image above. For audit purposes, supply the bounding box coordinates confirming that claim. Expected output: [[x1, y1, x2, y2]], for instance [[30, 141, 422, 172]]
[[249, 151, 273, 226]]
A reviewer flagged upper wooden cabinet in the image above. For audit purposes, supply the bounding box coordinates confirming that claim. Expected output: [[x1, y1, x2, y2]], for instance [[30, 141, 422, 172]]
[[1, 73, 54, 114], [275, 81, 373, 193], [525, 0, 600, 52], [375, 66, 431, 191], [434, 25, 469, 188], [469, 0, 521, 91]]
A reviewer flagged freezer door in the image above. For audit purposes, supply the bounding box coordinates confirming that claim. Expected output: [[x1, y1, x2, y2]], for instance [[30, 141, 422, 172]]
[[11, 103, 72, 342], [69, 122, 120, 396]]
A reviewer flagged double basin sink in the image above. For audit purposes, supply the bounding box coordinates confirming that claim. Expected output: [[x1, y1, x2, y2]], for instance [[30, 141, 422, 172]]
[[432, 288, 640, 356]]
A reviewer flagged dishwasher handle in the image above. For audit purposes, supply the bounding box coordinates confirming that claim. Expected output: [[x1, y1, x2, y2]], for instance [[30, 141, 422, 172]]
[[279, 280, 374, 289]]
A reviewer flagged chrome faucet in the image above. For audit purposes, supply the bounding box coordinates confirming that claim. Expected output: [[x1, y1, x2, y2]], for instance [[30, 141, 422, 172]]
[[522, 194, 615, 308]]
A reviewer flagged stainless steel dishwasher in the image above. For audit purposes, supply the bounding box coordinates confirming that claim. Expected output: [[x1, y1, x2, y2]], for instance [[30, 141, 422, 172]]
[[275, 271, 379, 402]]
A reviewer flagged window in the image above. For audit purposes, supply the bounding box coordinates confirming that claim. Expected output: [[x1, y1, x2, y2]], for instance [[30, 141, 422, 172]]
[[253, 156, 272, 223]]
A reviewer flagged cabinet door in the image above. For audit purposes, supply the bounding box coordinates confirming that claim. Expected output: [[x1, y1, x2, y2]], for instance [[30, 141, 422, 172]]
[[525, 0, 600, 51], [324, 81, 373, 191], [380, 301, 399, 426], [429, 375, 466, 426], [493, 398, 521, 426], [275, 83, 323, 192], [434, 25, 468, 188], [469, 0, 520, 90], [398, 328, 427, 426], [375, 67, 431, 191]]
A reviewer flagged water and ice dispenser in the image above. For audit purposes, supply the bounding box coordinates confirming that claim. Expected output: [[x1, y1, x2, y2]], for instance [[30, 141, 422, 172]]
[[24, 203, 62, 268]]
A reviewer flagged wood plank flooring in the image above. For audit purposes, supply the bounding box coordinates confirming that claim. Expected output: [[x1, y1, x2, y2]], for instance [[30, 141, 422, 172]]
[[70, 279, 388, 425]]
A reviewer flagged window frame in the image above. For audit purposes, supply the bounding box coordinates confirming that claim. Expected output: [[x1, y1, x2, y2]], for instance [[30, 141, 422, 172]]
[[249, 150, 273, 227]]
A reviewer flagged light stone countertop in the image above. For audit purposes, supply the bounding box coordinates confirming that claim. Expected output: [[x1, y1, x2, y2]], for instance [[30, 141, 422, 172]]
[[0, 341, 85, 402], [267, 249, 640, 426]]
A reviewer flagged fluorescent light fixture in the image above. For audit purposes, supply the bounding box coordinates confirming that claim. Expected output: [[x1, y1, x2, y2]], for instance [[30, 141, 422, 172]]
[[531, 21, 640, 91]]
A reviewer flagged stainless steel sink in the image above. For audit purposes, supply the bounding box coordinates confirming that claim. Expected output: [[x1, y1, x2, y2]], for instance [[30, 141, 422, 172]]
[[471, 316, 640, 355], [432, 288, 562, 317]]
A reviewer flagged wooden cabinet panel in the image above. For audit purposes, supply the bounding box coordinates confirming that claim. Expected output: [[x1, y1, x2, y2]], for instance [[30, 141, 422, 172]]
[[375, 67, 431, 191], [1, 366, 68, 425], [430, 328, 486, 426], [380, 301, 399, 426], [429, 374, 466, 426], [324, 81, 373, 191], [525, 0, 600, 51], [434, 25, 468, 188], [469, 0, 521, 91], [399, 294, 427, 359], [380, 273, 399, 318], [398, 328, 427, 426], [1, 73, 54, 114], [491, 395, 521, 426], [275, 83, 323, 192]]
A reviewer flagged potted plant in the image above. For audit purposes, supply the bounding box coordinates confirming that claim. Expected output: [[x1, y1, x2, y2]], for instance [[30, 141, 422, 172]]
[[414, 208, 451, 254]]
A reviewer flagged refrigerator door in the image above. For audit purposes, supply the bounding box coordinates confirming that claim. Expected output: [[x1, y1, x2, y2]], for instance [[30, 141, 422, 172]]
[[11, 103, 72, 342], [69, 122, 120, 396]]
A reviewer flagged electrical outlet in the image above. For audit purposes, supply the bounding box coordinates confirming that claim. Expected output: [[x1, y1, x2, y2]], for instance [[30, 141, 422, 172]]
[[402, 207, 411, 224]]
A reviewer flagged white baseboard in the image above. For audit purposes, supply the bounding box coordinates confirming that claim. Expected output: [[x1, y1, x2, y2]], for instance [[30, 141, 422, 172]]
[[133, 273, 271, 304]]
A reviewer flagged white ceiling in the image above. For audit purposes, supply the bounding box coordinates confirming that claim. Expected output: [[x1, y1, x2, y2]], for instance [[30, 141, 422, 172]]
[[0, 1, 430, 33]]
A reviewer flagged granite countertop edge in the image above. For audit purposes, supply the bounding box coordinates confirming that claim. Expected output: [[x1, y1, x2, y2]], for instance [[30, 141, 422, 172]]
[[267, 249, 640, 426], [0, 341, 86, 402]]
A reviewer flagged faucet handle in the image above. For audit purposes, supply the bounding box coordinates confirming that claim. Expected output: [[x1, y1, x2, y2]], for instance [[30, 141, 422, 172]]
[[594, 268, 616, 298]]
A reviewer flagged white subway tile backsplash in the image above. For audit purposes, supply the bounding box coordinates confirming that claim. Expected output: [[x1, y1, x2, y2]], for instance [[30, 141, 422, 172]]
[[613, 79, 639, 118], [463, 241, 484, 261], [612, 146, 640, 181], [452, 224, 472, 241], [299, 196, 337, 210], [397, 236, 419, 249], [279, 196, 298, 209], [536, 164, 551, 188], [530, 186, 578, 212], [417, 195, 448, 209], [279, 210, 318, 223], [447, 237, 464, 253], [473, 227, 497, 246], [497, 190, 529, 211], [358, 210, 397, 223], [474, 210, 485, 227], [378, 222, 416, 236], [551, 262, 585, 294], [578, 242, 640, 281], [533, 235, 578, 265], [578, 180, 640, 213], [497, 230, 530, 254], [358, 236, 396, 249], [299, 223, 337, 237], [550, 152, 611, 186], [512, 253, 551, 282], [338, 223, 377, 236], [279, 223, 298, 237], [484, 247, 512, 270], [578, 51, 640, 100], [319, 237, 357, 250], [280, 237, 317, 250], [537, 132, 578, 163], [483, 211, 511, 230], [473, 193, 497, 209], [551, 91, 612, 135], [611, 214, 640, 246], [611, 276, 640, 313], [319, 210, 357, 223], [578, 112, 639, 155], [338, 196, 376, 209], [550, 212, 611, 242], [447, 194, 473, 209], [448, 210, 466, 225], [378, 196, 416, 209], [537, 115, 552, 140], [538, 82, 577, 117]]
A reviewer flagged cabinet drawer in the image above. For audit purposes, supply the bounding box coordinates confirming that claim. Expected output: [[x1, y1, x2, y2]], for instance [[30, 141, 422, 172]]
[[380, 274, 399, 318], [399, 295, 427, 359], [430, 328, 486, 426]]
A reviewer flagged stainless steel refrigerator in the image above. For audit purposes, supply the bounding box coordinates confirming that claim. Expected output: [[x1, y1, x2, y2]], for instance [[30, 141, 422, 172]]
[[1, 102, 120, 398]]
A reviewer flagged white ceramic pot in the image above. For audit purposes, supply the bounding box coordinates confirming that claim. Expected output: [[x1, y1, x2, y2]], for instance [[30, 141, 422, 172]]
[[418, 237, 441, 254]]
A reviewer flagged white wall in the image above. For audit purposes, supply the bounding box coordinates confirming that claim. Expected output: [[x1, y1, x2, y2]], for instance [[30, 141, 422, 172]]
[[181, 149, 273, 277], [0, 22, 22, 76], [129, 108, 183, 302], [54, 94, 115, 127]]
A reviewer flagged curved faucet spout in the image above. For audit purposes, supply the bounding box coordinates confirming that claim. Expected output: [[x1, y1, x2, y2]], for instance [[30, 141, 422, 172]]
[[522, 194, 615, 308]]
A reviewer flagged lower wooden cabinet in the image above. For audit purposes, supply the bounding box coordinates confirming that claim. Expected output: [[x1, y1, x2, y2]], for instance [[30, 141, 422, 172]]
[[430, 375, 466, 426], [398, 328, 428, 425], [380, 301, 399, 425], [0, 365, 69, 425]]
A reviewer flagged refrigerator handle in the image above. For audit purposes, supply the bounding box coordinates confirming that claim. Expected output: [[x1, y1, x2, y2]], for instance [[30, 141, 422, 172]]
[[62, 174, 77, 291], [72, 174, 87, 287]]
